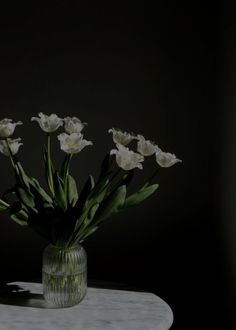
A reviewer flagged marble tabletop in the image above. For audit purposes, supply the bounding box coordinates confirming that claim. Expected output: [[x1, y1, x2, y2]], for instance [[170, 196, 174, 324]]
[[0, 281, 173, 330]]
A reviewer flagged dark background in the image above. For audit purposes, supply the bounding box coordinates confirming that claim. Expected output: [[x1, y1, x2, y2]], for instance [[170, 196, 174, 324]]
[[0, 1, 233, 329]]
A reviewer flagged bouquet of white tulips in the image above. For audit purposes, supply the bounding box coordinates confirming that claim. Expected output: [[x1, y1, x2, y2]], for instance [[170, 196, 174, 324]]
[[0, 113, 181, 248]]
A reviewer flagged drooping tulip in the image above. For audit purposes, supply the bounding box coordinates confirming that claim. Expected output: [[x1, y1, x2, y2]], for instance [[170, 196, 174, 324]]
[[0, 119, 22, 138], [137, 134, 158, 156], [155, 149, 182, 168], [0, 138, 23, 156], [108, 128, 136, 146], [110, 143, 144, 170]]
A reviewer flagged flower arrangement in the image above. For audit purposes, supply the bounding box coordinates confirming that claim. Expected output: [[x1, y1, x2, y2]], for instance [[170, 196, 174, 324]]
[[0, 113, 181, 249]]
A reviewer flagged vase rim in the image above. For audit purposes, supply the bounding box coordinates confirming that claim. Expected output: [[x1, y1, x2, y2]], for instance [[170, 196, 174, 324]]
[[48, 243, 82, 251]]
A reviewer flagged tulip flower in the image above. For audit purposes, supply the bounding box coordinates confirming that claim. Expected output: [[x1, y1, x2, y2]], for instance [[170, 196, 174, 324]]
[[0, 138, 23, 156], [110, 143, 144, 170], [57, 133, 93, 154], [31, 113, 63, 133], [155, 149, 182, 167], [64, 117, 87, 134], [0, 119, 22, 138], [137, 134, 159, 156], [108, 128, 136, 146]]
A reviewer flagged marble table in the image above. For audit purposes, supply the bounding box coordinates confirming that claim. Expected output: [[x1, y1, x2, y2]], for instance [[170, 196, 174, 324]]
[[0, 281, 173, 330]]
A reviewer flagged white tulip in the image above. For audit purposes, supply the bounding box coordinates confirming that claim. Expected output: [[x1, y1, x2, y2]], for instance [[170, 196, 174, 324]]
[[64, 117, 87, 134], [0, 138, 23, 156], [155, 149, 182, 168], [137, 134, 159, 156], [108, 128, 136, 146], [0, 119, 22, 138], [31, 112, 63, 133], [110, 144, 144, 171], [57, 133, 93, 154]]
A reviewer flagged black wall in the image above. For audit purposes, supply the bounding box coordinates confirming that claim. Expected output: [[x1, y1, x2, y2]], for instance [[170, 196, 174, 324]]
[[0, 2, 231, 329]]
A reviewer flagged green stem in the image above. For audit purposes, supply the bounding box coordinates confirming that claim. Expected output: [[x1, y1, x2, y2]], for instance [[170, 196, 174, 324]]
[[5, 138, 18, 173], [62, 154, 72, 182], [64, 154, 72, 197], [47, 134, 55, 196]]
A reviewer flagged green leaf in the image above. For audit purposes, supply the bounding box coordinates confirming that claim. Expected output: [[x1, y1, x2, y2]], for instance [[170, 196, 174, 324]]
[[79, 226, 98, 242], [83, 203, 99, 227], [74, 175, 94, 214], [43, 139, 55, 196], [67, 175, 78, 206], [85, 175, 109, 207], [30, 178, 53, 204], [15, 162, 30, 189], [0, 205, 7, 211], [16, 187, 35, 210], [14, 162, 53, 208], [70, 203, 99, 244], [71, 213, 87, 237], [122, 184, 159, 209], [93, 185, 127, 224], [78, 176, 110, 227], [80, 175, 94, 200], [74, 202, 98, 232], [89, 175, 109, 197], [0, 199, 9, 211], [10, 209, 28, 226], [88, 203, 99, 220], [88, 185, 108, 206], [90, 175, 95, 188], [53, 172, 67, 211]]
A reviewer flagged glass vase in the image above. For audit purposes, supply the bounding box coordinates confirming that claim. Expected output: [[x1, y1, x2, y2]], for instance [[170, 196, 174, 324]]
[[42, 244, 87, 308]]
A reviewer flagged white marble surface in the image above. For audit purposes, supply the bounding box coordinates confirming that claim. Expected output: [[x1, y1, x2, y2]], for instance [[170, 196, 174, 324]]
[[0, 281, 173, 330]]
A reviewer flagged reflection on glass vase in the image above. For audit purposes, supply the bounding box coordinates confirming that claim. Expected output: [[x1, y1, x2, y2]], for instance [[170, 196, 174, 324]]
[[42, 244, 87, 308]]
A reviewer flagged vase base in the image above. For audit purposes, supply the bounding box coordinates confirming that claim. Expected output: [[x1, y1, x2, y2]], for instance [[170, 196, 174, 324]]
[[42, 271, 87, 308]]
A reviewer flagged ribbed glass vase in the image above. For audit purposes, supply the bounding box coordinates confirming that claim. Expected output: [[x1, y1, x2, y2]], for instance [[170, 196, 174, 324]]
[[42, 244, 87, 308]]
